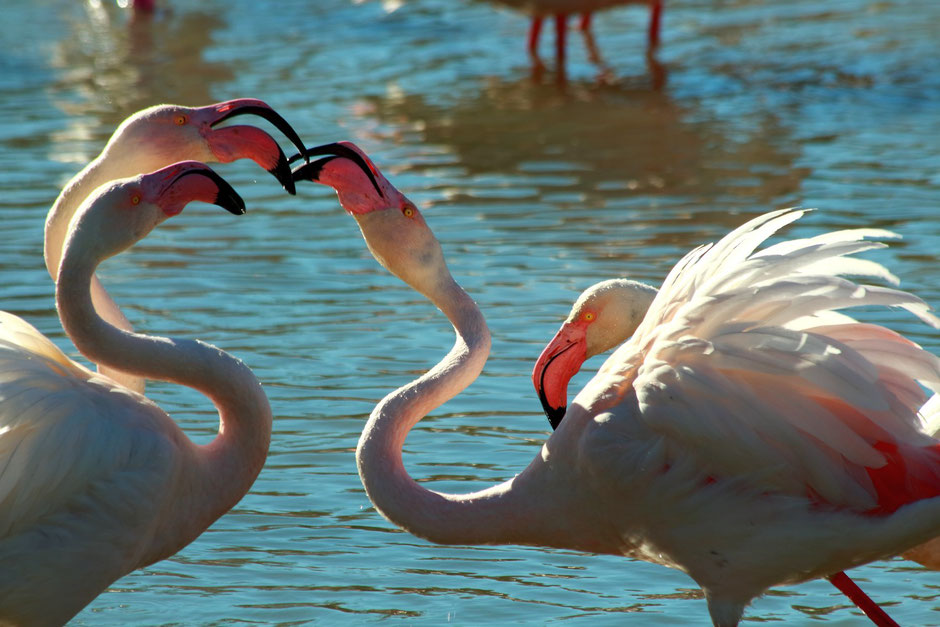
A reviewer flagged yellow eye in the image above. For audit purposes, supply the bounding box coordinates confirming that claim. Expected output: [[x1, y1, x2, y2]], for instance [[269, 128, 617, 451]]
[[174, 114, 187, 126], [402, 204, 416, 218], [131, 194, 141, 205], [583, 312, 596, 322]]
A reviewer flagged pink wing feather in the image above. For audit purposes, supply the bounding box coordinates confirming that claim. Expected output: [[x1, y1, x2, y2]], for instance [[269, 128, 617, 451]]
[[598, 210, 940, 513]]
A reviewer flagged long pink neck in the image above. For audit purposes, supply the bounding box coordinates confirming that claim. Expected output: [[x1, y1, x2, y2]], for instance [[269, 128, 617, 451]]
[[56, 238, 272, 547], [46, 153, 174, 392], [356, 276, 564, 547]]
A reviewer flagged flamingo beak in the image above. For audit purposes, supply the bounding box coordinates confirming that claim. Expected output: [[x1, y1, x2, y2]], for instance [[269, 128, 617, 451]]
[[149, 162, 246, 217], [207, 99, 308, 195], [532, 322, 588, 430], [289, 142, 384, 198]]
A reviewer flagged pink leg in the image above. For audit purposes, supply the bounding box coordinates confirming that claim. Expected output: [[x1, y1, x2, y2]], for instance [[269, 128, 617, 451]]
[[827, 572, 899, 627], [554, 13, 568, 68], [578, 13, 592, 32], [528, 17, 544, 57], [648, 0, 662, 49]]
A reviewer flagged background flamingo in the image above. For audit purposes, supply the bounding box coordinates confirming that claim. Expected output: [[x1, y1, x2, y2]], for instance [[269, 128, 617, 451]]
[[43, 98, 305, 393], [0, 162, 272, 625], [485, 0, 662, 70], [292, 142, 940, 627]]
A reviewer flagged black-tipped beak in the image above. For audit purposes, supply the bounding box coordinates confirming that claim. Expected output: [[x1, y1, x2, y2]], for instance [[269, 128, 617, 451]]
[[173, 169, 246, 215], [211, 102, 307, 160], [289, 142, 384, 198], [271, 151, 296, 196], [211, 101, 307, 196], [541, 400, 567, 431], [533, 339, 577, 431]]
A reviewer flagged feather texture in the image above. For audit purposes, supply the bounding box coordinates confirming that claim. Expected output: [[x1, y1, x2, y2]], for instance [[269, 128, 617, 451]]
[[595, 209, 940, 513]]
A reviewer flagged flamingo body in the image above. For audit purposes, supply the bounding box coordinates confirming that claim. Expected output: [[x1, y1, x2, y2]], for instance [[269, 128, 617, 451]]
[[292, 144, 940, 626], [0, 163, 272, 624]]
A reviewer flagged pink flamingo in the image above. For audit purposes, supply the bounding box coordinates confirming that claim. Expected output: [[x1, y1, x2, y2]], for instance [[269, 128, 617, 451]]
[[533, 276, 940, 624], [488, 0, 662, 70], [43, 99, 305, 393], [0, 162, 272, 625], [292, 142, 940, 627]]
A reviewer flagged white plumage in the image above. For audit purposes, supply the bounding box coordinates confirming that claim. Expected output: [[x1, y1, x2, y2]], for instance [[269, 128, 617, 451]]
[[0, 163, 271, 625]]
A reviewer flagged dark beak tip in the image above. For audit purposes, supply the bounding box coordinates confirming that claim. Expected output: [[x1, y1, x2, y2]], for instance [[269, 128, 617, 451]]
[[270, 163, 298, 195], [547, 406, 566, 430]]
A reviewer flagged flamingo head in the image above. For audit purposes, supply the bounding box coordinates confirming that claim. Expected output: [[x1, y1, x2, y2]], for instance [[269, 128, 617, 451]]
[[72, 161, 244, 263], [101, 99, 306, 194], [533, 279, 657, 429], [291, 142, 453, 300]]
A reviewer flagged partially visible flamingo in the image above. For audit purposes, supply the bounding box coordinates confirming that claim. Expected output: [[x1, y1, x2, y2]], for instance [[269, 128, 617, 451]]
[[0, 162, 272, 625], [533, 274, 940, 621], [292, 142, 940, 626], [486, 0, 663, 70], [533, 276, 940, 581], [43, 99, 306, 393]]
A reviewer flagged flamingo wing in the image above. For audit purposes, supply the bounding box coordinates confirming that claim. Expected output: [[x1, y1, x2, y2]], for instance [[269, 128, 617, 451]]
[[589, 210, 940, 513], [0, 312, 180, 540]]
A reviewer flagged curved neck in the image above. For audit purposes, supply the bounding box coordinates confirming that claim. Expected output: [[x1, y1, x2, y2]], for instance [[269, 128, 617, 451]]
[[356, 277, 561, 546], [46, 156, 143, 280], [47, 154, 164, 392], [56, 238, 272, 536]]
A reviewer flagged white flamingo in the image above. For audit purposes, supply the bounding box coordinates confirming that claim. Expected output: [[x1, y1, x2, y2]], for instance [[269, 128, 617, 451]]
[[0, 162, 272, 625], [43, 98, 305, 393], [292, 142, 940, 627]]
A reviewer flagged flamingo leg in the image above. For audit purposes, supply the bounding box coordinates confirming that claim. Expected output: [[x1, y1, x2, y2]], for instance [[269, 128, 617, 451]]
[[648, 0, 663, 49], [578, 13, 592, 32], [826, 571, 899, 627], [554, 13, 568, 68], [528, 16, 544, 58]]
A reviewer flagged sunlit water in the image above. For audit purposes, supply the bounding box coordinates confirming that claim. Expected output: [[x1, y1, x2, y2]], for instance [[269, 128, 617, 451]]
[[1, 0, 939, 623]]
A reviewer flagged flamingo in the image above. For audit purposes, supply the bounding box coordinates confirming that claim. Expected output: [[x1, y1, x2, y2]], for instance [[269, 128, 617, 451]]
[[486, 0, 662, 70], [291, 142, 940, 626], [43, 98, 306, 393], [533, 275, 940, 580], [0, 161, 272, 625]]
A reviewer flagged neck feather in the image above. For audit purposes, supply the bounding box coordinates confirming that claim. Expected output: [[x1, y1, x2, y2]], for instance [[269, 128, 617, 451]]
[[56, 238, 272, 539], [356, 276, 563, 546], [46, 156, 154, 391]]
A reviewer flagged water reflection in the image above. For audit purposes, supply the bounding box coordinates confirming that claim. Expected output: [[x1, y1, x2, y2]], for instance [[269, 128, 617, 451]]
[[48, 2, 231, 132], [351, 73, 810, 253]]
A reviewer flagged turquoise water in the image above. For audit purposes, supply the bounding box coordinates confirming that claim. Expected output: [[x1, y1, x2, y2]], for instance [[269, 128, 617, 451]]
[[1, 0, 939, 623]]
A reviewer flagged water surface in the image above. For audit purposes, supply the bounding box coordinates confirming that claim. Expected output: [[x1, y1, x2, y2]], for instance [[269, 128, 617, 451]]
[[1, 0, 938, 623]]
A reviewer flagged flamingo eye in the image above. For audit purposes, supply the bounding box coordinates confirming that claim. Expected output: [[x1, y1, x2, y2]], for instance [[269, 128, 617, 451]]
[[402, 204, 416, 218], [174, 114, 187, 126], [131, 194, 141, 206], [583, 312, 596, 322]]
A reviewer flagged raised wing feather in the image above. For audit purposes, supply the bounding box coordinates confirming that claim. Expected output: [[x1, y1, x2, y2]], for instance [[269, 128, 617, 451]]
[[0, 312, 175, 537], [600, 210, 940, 513]]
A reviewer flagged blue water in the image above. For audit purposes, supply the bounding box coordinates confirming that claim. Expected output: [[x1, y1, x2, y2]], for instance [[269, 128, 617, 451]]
[[1, 0, 938, 623]]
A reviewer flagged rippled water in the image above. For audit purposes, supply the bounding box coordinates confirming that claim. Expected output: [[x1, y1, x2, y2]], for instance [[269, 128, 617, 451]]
[[1, 0, 939, 623]]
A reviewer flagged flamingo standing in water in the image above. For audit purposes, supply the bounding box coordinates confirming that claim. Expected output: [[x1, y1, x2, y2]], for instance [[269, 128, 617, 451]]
[[486, 0, 662, 70], [292, 142, 940, 627], [533, 274, 940, 579], [0, 162, 272, 625], [43, 98, 306, 393]]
